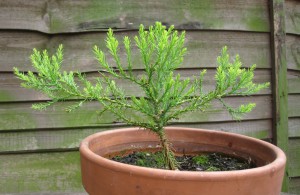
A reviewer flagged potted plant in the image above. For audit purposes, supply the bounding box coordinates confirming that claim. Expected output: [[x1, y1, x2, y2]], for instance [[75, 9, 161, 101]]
[[14, 22, 286, 195]]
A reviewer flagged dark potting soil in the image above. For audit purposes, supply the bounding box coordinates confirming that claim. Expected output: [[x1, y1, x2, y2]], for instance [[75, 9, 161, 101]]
[[111, 151, 256, 171]]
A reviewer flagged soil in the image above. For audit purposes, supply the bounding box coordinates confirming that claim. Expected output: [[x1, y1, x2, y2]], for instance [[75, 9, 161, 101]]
[[111, 151, 256, 171]]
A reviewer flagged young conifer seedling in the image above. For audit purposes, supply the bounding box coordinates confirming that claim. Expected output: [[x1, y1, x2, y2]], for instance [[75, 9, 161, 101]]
[[14, 22, 269, 170]]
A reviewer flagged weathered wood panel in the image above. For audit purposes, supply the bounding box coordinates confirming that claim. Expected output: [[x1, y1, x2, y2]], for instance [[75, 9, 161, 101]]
[[0, 0, 298, 194], [288, 139, 300, 177], [0, 0, 49, 33], [288, 95, 300, 117], [0, 69, 271, 102], [285, 0, 300, 35], [0, 120, 272, 153], [286, 35, 300, 71], [0, 96, 272, 131], [290, 177, 300, 194], [288, 118, 300, 137], [0, 0, 269, 34], [285, 1, 300, 190], [0, 31, 271, 72], [0, 151, 84, 194], [287, 70, 300, 94], [270, 5, 289, 192]]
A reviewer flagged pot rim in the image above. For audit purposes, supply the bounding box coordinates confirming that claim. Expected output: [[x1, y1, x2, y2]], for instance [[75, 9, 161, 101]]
[[80, 127, 286, 181]]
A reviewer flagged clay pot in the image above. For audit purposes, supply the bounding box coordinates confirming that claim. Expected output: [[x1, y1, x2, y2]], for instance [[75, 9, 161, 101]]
[[80, 127, 286, 195]]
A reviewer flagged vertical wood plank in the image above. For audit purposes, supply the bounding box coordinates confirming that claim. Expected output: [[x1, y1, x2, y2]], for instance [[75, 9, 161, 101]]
[[270, 0, 289, 191]]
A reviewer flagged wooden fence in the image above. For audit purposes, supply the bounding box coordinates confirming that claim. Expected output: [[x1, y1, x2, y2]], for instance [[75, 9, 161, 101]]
[[0, 0, 299, 194]]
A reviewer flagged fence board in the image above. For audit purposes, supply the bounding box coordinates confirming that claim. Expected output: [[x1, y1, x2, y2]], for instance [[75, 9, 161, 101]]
[[0, 96, 272, 131], [0, 31, 271, 72], [290, 177, 300, 194], [0, 0, 269, 34], [0, 120, 271, 153], [270, 0, 290, 190], [285, 0, 300, 35], [0, 69, 271, 102], [288, 95, 300, 117], [0, 0, 298, 194], [0, 0, 49, 33], [286, 35, 300, 71], [287, 70, 300, 94], [0, 151, 83, 194], [288, 118, 300, 137], [288, 139, 300, 177]]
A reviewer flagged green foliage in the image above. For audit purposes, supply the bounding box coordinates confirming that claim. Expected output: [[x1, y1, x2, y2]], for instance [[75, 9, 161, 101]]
[[135, 152, 165, 168], [14, 22, 269, 170], [192, 155, 209, 165]]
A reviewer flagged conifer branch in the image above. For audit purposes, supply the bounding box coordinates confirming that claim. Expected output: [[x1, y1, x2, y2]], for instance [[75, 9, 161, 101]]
[[14, 22, 269, 170]]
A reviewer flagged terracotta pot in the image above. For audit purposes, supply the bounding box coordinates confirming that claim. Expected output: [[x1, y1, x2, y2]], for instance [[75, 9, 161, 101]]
[[80, 127, 286, 195]]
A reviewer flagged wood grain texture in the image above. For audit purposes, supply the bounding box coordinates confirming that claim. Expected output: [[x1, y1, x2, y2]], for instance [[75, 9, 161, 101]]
[[0, 30, 271, 72], [0, 0, 269, 33], [270, 0, 289, 142], [0, 0, 298, 194], [0, 0, 49, 33], [287, 70, 300, 94], [288, 118, 300, 137], [0, 96, 272, 131], [285, 0, 300, 35], [0, 69, 272, 102], [288, 139, 300, 177], [0, 120, 271, 153], [286, 6, 300, 188], [270, 0, 289, 190], [289, 177, 300, 194], [288, 95, 300, 117], [0, 151, 84, 194], [286, 35, 300, 71]]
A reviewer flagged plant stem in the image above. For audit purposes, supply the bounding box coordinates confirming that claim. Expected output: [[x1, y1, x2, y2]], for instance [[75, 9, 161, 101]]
[[157, 130, 177, 170]]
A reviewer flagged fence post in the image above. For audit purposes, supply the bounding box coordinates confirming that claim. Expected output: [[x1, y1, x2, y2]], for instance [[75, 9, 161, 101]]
[[270, 0, 289, 192]]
